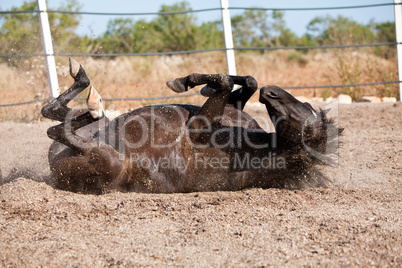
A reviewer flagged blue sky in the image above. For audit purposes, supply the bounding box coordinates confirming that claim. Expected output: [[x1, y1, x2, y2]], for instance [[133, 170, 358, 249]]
[[0, 0, 396, 37]]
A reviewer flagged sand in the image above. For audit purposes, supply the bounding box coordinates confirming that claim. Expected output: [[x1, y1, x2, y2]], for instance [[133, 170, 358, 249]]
[[0, 102, 401, 267]]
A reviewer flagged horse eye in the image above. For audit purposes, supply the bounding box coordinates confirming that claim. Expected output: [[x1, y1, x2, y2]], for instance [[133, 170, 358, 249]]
[[267, 91, 280, 99]]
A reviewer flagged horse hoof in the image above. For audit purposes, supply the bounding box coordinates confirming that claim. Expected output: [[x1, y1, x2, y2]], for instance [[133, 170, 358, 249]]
[[69, 58, 81, 78], [87, 86, 104, 119], [166, 77, 188, 93], [200, 85, 217, 97]]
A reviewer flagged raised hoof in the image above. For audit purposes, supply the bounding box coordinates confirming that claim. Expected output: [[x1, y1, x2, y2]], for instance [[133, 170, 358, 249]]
[[69, 58, 81, 78], [87, 86, 104, 119], [200, 85, 217, 97], [166, 77, 189, 93]]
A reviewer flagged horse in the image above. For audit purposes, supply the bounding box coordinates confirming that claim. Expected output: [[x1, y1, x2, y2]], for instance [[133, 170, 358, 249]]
[[41, 58, 342, 194]]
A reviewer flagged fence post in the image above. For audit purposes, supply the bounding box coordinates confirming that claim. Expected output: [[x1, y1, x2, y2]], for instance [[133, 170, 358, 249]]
[[36, 0, 59, 98], [394, 0, 402, 101], [220, 0, 237, 76]]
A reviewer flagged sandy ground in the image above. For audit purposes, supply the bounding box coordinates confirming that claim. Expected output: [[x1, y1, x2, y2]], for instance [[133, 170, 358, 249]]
[[0, 102, 401, 267]]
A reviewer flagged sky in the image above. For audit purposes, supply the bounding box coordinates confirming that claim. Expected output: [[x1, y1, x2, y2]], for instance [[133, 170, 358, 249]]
[[0, 0, 397, 37]]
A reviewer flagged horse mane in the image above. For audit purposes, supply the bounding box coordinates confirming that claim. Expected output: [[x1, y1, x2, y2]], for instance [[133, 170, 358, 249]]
[[274, 109, 343, 189]]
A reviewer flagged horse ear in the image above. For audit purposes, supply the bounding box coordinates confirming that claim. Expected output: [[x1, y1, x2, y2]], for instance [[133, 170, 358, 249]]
[[303, 102, 314, 111], [322, 108, 331, 115]]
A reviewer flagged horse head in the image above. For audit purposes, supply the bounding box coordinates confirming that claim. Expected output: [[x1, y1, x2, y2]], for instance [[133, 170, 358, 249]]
[[259, 85, 343, 166]]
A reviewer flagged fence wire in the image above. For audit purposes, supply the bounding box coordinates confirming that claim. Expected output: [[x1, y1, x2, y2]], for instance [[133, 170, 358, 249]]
[[0, 98, 52, 108], [1, 81, 400, 108], [0, 42, 398, 59], [0, 2, 397, 16]]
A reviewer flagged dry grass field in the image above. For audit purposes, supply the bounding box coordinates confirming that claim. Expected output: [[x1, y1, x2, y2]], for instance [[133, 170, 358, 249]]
[[0, 50, 398, 121]]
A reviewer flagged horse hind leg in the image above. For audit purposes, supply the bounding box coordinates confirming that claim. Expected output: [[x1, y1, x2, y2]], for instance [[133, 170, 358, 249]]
[[46, 85, 105, 154], [52, 148, 125, 194], [49, 88, 126, 194], [86, 85, 105, 119], [41, 58, 90, 122]]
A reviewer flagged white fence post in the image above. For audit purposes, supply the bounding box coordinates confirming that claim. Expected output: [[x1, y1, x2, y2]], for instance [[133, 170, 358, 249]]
[[36, 0, 59, 98], [220, 0, 237, 76], [394, 0, 402, 101]]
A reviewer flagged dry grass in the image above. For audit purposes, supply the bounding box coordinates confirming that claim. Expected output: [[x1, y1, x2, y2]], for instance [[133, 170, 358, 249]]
[[0, 50, 398, 122]]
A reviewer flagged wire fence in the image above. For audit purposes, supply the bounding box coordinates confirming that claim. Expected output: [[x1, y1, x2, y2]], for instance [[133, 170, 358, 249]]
[[0, 2, 397, 15], [0, 2, 400, 107], [0, 42, 399, 59], [1, 80, 400, 108]]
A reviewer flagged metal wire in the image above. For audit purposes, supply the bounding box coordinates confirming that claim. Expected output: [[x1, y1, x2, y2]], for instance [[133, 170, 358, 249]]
[[1, 81, 399, 108], [229, 3, 397, 12], [0, 42, 398, 59], [0, 98, 52, 108], [0, 2, 396, 16], [0, 93, 201, 107], [282, 81, 400, 90]]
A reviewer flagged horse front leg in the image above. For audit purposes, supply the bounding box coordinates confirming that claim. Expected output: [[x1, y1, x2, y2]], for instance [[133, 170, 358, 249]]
[[199, 75, 258, 111], [167, 73, 258, 111], [167, 73, 234, 142], [227, 75, 258, 110]]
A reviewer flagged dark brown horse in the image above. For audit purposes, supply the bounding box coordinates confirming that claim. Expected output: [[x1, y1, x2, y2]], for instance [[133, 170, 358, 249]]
[[42, 58, 342, 194]]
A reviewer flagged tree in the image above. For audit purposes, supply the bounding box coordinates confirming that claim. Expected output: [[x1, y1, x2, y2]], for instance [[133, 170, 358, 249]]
[[374, 21, 396, 58], [231, 10, 272, 47], [93, 1, 214, 54], [0, 1, 42, 58], [0, 0, 83, 63], [271, 10, 286, 46], [196, 21, 224, 50], [152, 2, 199, 52], [230, 9, 297, 48], [307, 15, 376, 45], [49, 0, 83, 52], [101, 18, 136, 53], [375, 21, 396, 43], [94, 1, 224, 54]]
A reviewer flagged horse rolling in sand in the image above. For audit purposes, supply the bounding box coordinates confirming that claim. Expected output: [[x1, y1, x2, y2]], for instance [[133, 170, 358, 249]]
[[42, 58, 342, 194]]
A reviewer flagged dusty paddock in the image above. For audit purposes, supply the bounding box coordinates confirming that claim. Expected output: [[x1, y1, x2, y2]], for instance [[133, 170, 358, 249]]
[[0, 102, 401, 267]]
